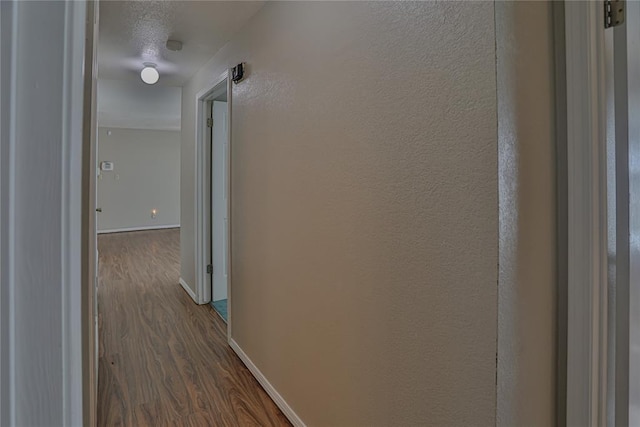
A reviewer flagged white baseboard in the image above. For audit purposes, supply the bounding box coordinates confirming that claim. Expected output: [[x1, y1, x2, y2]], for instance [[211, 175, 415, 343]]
[[229, 339, 305, 427], [97, 224, 180, 234], [179, 278, 198, 303]]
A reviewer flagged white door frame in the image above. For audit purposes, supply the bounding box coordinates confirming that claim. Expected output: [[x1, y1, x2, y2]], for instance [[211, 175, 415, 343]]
[[81, 1, 99, 426], [1, 1, 88, 424], [563, 2, 615, 426], [194, 70, 232, 337]]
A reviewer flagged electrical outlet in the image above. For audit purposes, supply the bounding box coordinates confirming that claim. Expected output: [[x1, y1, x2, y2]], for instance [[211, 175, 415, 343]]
[[151, 209, 157, 219]]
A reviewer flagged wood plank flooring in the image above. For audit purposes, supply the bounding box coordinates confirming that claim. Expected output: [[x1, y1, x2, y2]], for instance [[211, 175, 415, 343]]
[[97, 229, 291, 427]]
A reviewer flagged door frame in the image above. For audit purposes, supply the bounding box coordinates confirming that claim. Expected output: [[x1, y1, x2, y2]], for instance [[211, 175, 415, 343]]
[[563, 1, 608, 425], [1, 1, 90, 424], [194, 70, 232, 337], [81, 1, 99, 426], [562, 1, 630, 426]]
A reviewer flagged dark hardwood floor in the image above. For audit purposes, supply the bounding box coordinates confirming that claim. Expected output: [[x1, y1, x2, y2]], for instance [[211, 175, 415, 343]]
[[97, 229, 291, 427]]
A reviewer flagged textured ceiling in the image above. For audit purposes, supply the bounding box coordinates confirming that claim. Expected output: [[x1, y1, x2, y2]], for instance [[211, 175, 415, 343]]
[[98, 1, 264, 87]]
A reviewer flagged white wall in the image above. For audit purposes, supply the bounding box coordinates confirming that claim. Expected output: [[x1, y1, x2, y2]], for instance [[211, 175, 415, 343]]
[[96, 77, 182, 233], [0, 1, 86, 424], [182, 2, 498, 425], [97, 127, 181, 232], [97, 79, 181, 131]]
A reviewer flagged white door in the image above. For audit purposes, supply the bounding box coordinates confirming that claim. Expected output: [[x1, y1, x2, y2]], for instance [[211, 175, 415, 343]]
[[211, 100, 228, 305]]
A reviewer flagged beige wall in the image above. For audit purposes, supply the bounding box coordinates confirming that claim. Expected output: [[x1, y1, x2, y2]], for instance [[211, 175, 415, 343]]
[[97, 127, 180, 231], [495, 2, 557, 426], [182, 2, 498, 425]]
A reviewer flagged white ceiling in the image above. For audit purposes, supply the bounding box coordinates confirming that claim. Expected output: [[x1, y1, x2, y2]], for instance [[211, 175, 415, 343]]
[[98, 0, 264, 87]]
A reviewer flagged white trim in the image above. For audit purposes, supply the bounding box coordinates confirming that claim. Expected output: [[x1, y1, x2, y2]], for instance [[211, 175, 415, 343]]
[[0, 3, 18, 424], [0, 2, 18, 423], [224, 76, 233, 341], [194, 70, 230, 306], [564, 2, 609, 426], [82, 1, 99, 424], [1, 2, 86, 424], [179, 277, 198, 302], [60, 1, 86, 425], [229, 339, 305, 427], [611, 6, 632, 425], [97, 224, 180, 234]]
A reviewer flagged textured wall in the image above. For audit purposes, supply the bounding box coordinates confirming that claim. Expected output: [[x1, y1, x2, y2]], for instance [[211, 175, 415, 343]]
[[495, 2, 557, 426], [181, 2, 498, 425], [97, 127, 181, 231]]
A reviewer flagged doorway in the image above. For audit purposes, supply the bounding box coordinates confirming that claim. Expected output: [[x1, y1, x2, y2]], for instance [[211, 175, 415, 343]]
[[209, 92, 229, 322], [194, 73, 231, 327], [562, 2, 640, 424]]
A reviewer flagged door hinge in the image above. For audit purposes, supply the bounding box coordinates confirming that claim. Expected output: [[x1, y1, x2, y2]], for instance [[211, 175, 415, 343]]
[[605, 0, 625, 28], [207, 264, 213, 274], [207, 117, 213, 128]]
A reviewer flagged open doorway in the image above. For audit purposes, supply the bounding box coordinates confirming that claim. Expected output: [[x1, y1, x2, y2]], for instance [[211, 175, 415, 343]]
[[193, 74, 231, 325], [87, 2, 292, 425], [562, 2, 640, 424], [209, 90, 230, 322]]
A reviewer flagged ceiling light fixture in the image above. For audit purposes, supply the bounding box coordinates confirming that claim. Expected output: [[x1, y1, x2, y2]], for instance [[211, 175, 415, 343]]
[[140, 63, 159, 85]]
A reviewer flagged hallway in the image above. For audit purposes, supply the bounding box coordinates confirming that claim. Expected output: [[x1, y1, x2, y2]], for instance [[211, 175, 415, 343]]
[[97, 229, 290, 426]]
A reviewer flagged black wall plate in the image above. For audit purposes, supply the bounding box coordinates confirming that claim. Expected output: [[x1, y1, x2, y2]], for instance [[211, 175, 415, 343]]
[[232, 63, 244, 84]]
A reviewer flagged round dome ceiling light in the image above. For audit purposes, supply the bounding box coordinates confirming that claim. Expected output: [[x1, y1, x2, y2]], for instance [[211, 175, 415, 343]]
[[140, 63, 159, 85]]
